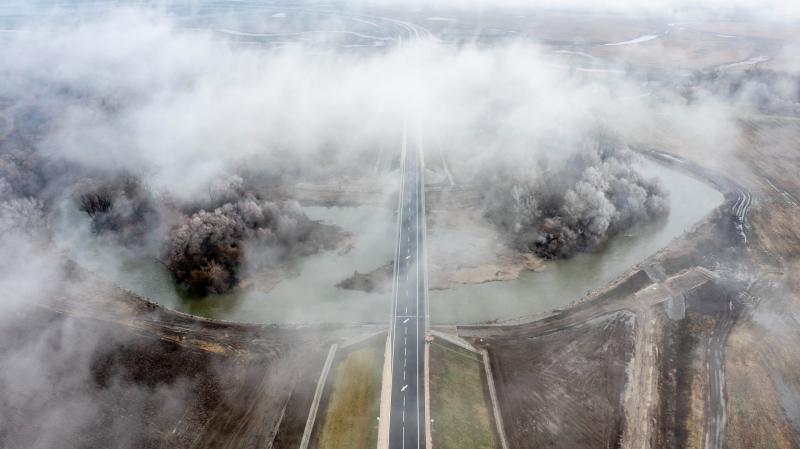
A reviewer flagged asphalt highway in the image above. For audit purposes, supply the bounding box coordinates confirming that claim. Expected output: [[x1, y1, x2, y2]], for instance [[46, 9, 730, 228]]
[[388, 130, 427, 449]]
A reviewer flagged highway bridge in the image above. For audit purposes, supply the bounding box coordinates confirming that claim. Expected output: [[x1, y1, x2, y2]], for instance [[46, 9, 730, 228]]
[[387, 128, 428, 449]]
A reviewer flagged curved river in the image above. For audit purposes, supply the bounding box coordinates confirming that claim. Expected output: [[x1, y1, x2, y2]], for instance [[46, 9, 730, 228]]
[[57, 160, 723, 325], [430, 161, 723, 323]]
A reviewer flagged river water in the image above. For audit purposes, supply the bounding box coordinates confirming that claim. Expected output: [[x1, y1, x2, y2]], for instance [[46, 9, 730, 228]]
[[430, 161, 723, 323], [57, 204, 396, 324], [57, 160, 722, 325]]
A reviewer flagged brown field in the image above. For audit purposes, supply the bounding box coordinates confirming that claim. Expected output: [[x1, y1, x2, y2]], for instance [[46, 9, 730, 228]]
[[474, 312, 634, 449], [0, 262, 372, 449]]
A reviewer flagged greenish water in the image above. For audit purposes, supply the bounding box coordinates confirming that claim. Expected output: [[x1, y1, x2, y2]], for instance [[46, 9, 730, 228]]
[[57, 204, 395, 324], [57, 161, 722, 325], [429, 161, 724, 324]]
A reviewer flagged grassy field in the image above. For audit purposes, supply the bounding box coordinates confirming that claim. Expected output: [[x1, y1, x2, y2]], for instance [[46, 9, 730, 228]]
[[429, 340, 497, 449], [316, 341, 383, 449]]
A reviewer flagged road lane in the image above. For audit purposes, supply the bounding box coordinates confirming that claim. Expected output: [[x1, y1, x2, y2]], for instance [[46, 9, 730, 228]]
[[388, 128, 427, 449]]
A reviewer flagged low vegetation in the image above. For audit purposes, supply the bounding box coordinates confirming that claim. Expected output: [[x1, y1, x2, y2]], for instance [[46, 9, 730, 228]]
[[429, 340, 496, 449], [316, 342, 383, 449]]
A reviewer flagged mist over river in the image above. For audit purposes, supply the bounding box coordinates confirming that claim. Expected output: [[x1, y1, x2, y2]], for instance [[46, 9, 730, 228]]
[[430, 159, 723, 324], [56, 160, 721, 324]]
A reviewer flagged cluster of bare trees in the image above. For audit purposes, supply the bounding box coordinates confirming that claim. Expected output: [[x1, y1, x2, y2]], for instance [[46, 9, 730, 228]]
[[483, 138, 670, 258], [0, 147, 52, 242], [165, 208, 244, 295], [0, 197, 46, 239], [75, 176, 157, 243], [0, 150, 46, 200], [683, 68, 800, 115], [164, 177, 325, 295]]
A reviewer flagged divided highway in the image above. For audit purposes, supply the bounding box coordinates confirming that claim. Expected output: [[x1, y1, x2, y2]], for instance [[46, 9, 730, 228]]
[[388, 130, 428, 449]]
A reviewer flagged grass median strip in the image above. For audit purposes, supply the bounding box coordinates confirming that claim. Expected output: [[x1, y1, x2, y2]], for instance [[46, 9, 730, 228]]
[[430, 340, 497, 449], [316, 342, 383, 449]]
